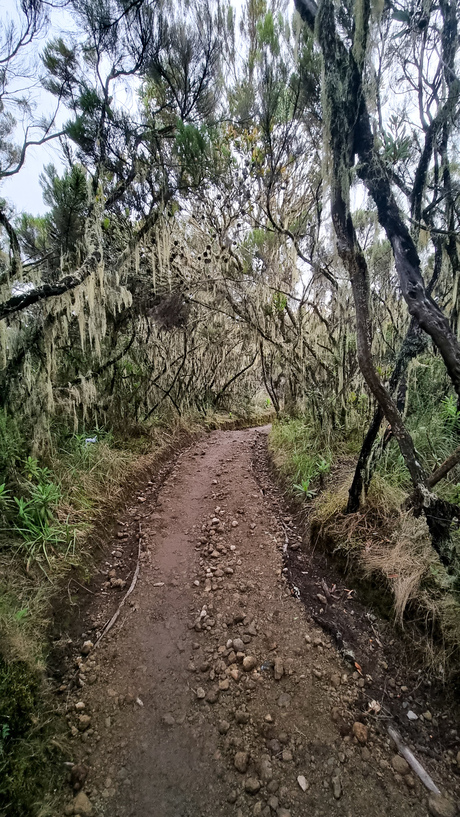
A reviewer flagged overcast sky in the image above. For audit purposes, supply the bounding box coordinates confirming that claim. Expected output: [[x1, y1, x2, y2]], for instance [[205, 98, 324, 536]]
[[1, 0, 248, 218], [1, 0, 75, 215]]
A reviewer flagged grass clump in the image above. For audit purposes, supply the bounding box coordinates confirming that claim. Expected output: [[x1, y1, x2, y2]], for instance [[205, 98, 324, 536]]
[[269, 417, 332, 491]]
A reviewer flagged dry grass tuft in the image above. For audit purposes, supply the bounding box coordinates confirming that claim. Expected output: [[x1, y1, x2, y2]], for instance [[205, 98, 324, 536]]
[[361, 513, 435, 625], [310, 470, 460, 678]]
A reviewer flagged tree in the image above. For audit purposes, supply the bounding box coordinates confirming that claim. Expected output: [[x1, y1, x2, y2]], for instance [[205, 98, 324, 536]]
[[295, 0, 460, 562]]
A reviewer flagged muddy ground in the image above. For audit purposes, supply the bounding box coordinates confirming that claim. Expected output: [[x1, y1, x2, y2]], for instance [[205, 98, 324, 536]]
[[53, 427, 460, 817]]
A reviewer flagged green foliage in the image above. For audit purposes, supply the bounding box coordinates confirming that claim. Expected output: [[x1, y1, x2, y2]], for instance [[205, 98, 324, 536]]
[[293, 477, 316, 498], [376, 359, 459, 491], [40, 164, 89, 262], [0, 453, 74, 571], [0, 484, 13, 520], [256, 12, 280, 56], [0, 410, 26, 484], [440, 395, 460, 429], [0, 658, 63, 817], [272, 291, 287, 312], [174, 121, 222, 186], [269, 418, 332, 493]]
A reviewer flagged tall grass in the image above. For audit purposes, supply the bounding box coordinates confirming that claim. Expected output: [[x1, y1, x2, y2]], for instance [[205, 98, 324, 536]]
[[269, 418, 333, 489]]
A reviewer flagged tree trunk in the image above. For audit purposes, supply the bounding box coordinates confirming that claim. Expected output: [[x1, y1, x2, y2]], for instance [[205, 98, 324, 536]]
[[347, 319, 428, 512]]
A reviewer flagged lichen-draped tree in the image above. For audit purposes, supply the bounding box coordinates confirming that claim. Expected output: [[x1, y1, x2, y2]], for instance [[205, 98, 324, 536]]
[[295, 0, 460, 563], [0, 0, 242, 432]]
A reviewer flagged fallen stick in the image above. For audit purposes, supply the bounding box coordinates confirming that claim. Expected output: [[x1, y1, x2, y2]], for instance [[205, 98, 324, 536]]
[[387, 724, 441, 795], [93, 522, 142, 649]]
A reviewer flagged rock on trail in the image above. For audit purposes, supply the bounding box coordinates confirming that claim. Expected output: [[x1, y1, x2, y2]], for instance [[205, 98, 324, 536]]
[[61, 428, 459, 817]]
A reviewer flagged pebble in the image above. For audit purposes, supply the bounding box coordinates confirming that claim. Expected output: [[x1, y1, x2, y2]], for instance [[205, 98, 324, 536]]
[[243, 656, 258, 672], [81, 641, 93, 656], [219, 679, 230, 691], [206, 688, 219, 704], [407, 710, 418, 721], [281, 749, 292, 762], [352, 722, 368, 744], [277, 809, 291, 817], [391, 755, 410, 775], [427, 794, 457, 817], [277, 693, 291, 708], [233, 638, 245, 652], [78, 715, 91, 731], [245, 777, 261, 794], [297, 775, 308, 792], [274, 657, 284, 681], [196, 687, 206, 699], [162, 713, 175, 726], [234, 751, 249, 773], [258, 757, 273, 783], [332, 769, 342, 799], [218, 720, 230, 734], [70, 764, 88, 791], [235, 710, 250, 724], [73, 791, 93, 816]]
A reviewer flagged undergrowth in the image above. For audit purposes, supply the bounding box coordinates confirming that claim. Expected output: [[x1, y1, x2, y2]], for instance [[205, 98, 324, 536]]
[[269, 408, 460, 681]]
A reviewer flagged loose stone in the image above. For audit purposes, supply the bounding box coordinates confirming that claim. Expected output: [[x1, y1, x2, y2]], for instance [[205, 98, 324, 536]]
[[245, 778, 261, 795], [297, 775, 308, 792], [274, 657, 284, 681], [234, 751, 249, 773], [427, 795, 457, 817], [277, 693, 291, 708], [391, 755, 410, 775], [73, 792, 93, 817], [352, 722, 368, 744]]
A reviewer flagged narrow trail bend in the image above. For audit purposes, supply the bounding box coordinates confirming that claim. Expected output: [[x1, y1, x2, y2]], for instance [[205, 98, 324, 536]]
[[63, 427, 457, 817]]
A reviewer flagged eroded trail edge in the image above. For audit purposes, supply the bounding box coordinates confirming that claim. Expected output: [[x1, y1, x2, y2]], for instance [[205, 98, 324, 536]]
[[61, 428, 458, 817]]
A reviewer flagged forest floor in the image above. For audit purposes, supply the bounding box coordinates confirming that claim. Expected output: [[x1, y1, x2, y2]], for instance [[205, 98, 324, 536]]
[[56, 426, 460, 817]]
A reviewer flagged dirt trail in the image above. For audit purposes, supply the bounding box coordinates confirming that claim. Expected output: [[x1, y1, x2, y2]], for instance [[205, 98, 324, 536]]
[[61, 428, 459, 817]]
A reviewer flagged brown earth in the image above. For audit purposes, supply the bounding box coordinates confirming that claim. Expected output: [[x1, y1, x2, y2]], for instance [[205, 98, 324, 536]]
[[56, 427, 460, 817]]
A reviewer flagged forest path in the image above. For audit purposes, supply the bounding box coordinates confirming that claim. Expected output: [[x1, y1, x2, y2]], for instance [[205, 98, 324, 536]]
[[64, 427, 457, 817]]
